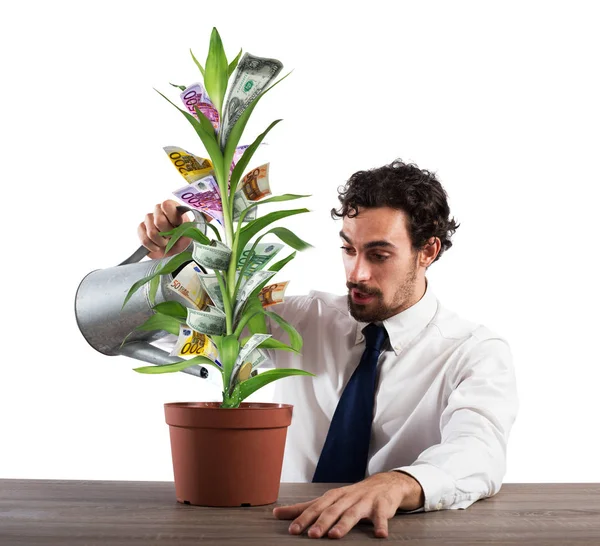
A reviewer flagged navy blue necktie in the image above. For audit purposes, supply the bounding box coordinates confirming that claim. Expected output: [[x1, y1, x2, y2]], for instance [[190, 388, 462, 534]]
[[312, 323, 388, 483]]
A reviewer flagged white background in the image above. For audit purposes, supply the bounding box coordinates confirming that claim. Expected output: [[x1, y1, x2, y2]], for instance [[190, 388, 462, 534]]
[[1, 1, 599, 483]]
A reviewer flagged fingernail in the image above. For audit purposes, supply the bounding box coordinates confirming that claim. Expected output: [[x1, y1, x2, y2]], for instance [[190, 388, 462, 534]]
[[289, 523, 301, 534], [308, 525, 321, 537]]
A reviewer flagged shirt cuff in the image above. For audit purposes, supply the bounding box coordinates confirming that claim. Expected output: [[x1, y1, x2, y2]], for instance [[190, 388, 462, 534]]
[[392, 463, 456, 512]]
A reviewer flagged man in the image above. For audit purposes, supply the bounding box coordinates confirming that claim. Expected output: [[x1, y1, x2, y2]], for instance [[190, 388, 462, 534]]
[[138, 160, 519, 540]]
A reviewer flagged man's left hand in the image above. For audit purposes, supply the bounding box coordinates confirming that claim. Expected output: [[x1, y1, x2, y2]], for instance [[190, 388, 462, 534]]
[[272, 471, 424, 539]]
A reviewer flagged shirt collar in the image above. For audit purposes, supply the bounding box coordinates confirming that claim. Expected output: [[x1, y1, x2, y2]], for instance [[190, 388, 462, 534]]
[[354, 278, 438, 356]]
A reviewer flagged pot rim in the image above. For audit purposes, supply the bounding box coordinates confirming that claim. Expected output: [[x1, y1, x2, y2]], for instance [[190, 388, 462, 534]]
[[164, 402, 293, 410]]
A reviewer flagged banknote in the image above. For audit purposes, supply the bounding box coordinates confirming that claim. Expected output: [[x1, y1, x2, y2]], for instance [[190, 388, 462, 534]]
[[173, 174, 224, 225], [233, 269, 277, 320], [237, 243, 283, 276], [180, 83, 220, 131], [232, 163, 272, 221], [164, 146, 213, 183], [169, 324, 222, 366], [220, 53, 283, 148], [231, 144, 250, 174], [166, 262, 212, 309], [197, 273, 225, 311], [192, 240, 232, 271], [186, 305, 226, 336], [232, 192, 258, 222], [240, 163, 270, 200], [258, 281, 289, 307], [230, 334, 271, 387]]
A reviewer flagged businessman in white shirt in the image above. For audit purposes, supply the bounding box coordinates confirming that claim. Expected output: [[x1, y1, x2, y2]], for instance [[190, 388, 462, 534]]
[[138, 159, 519, 540]]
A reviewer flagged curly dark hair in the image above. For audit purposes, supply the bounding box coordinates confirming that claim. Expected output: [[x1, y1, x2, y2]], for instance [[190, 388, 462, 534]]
[[331, 159, 460, 265]]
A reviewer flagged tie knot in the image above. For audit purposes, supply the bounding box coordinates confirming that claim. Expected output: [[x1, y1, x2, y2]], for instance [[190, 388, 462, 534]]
[[362, 323, 388, 352]]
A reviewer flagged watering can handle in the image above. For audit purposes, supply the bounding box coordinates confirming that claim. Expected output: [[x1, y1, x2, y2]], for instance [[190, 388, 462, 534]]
[[117, 206, 207, 266]]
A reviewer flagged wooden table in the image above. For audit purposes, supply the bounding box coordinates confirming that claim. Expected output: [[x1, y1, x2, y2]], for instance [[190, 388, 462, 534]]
[[1, 480, 599, 544]]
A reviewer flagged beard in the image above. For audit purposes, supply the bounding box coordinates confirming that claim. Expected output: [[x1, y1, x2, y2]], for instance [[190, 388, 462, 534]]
[[347, 254, 419, 322]]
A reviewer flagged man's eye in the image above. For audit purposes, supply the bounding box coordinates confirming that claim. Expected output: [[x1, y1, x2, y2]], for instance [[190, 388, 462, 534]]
[[372, 254, 389, 262], [340, 246, 354, 254]]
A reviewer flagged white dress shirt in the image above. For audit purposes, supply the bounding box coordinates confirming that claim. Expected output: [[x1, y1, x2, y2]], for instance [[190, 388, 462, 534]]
[[263, 279, 519, 512]]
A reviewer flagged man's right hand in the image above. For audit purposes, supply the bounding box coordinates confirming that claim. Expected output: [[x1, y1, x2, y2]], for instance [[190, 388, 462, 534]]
[[137, 200, 193, 260]]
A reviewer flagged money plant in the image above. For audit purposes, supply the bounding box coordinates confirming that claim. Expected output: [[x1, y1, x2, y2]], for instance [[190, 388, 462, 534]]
[[121, 28, 314, 409]]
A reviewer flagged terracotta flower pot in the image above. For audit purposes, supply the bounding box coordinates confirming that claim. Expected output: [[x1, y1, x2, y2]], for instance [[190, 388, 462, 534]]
[[164, 402, 293, 507]]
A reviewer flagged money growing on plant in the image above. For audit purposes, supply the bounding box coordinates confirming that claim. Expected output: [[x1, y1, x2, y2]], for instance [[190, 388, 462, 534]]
[[121, 28, 314, 408]]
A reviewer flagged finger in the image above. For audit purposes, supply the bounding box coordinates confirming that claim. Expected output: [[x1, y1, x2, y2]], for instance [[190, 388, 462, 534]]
[[372, 512, 389, 539], [327, 503, 368, 539], [307, 496, 356, 539], [287, 493, 341, 536], [161, 199, 191, 228], [144, 213, 168, 249], [153, 203, 176, 235], [137, 222, 161, 254], [272, 500, 315, 521]]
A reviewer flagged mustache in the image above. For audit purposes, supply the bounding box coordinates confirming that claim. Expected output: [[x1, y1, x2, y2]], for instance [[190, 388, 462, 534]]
[[346, 282, 382, 297]]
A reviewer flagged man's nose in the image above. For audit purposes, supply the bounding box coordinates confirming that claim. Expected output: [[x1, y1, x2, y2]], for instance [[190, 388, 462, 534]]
[[348, 255, 371, 284]]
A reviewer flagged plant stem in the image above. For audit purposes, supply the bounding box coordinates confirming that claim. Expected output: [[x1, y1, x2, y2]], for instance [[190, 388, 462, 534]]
[[214, 271, 232, 334]]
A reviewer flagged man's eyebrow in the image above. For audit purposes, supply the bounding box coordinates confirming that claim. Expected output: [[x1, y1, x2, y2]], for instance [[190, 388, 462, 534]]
[[339, 230, 396, 250]]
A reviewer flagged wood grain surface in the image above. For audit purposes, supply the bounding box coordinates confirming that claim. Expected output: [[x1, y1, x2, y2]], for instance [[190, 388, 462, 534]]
[[1, 480, 599, 545]]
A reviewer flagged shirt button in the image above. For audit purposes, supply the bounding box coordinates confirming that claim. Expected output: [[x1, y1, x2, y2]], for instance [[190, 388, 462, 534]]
[[436, 502, 443, 510]]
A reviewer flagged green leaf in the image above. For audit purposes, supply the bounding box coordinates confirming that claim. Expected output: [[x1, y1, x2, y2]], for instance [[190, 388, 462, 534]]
[[246, 295, 268, 334], [239, 368, 314, 401], [223, 71, 292, 174], [238, 208, 309, 251], [148, 262, 162, 306], [169, 82, 187, 91], [204, 27, 228, 114], [159, 222, 211, 254], [220, 334, 240, 385], [122, 251, 192, 310], [241, 336, 298, 352], [134, 354, 222, 374], [230, 119, 282, 196], [152, 301, 188, 320], [264, 309, 303, 352], [190, 48, 205, 77], [154, 89, 223, 174], [269, 251, 296, 272], [259, 227, 312, 252], [205, 220, 222, 242], [193, 104, 218, 138], [245, 193, 310, 208], [133, 312, 183, 336], [228, 48, 242, 79]]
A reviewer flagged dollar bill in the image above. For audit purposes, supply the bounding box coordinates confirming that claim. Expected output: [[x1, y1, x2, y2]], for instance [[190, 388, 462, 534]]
[[192, 240, 232, 271], [180, 83, 220, 131], [258, 281, 289, 307], [232, 192, 258, 222], [173, 174, 224, 225], [230, 334, 271, 388], [197, 273, 225, 311], [233, 269, 277, 320], [186, 305, 226, 336], [237, 242, 283, 276], [167, 262, 212, 309], [169, 324, 221, 366], [220, 53, 283, 148], [164, 146, 213, 183]]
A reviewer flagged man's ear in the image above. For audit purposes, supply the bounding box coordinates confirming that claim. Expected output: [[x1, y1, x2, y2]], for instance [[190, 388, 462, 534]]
[[419, 237, 441, 267]]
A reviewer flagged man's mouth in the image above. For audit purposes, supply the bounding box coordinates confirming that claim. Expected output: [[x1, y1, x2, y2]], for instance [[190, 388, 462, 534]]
[[350, 288, 376, 304]]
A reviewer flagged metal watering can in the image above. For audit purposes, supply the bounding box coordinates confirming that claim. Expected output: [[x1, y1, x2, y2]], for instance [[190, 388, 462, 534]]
[[74, 206, 210, 379]]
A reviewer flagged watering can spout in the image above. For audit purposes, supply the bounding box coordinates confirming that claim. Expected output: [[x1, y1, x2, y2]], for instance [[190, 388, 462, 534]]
[[74, 206, 208, 378]]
